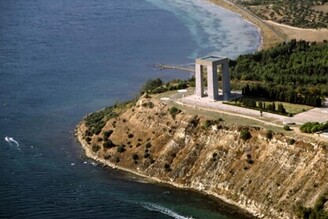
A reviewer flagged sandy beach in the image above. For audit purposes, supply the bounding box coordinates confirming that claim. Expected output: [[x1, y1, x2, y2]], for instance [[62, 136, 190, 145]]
[[210, 0, 328, 49], [265, 20, 328, 42]]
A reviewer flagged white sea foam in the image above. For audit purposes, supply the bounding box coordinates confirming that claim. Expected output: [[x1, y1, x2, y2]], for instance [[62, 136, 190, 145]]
[[4, 136, 20, 150], [142, 202, 194, 219], [4, 136, 11, 144], [145, 0, 260, 59], [8, 137, 19, 146]]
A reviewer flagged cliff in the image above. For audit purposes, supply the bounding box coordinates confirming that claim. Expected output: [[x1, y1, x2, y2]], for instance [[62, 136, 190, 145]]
[[76, 94, 328, 219]]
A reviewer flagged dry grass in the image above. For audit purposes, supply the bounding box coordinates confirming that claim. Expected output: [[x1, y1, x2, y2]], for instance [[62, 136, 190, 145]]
[[312, 4, 328, 13]]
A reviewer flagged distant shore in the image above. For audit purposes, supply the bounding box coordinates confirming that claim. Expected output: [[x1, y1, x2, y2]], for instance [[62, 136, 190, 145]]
[[210, 0, 328, 50]]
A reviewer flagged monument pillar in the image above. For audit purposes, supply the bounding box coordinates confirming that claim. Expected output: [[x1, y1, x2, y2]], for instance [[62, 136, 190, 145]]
[[222, 63, 231, 101], [207, 64, 219, 100], [195, 64, 204, 97], [195, 55, 230, 101]]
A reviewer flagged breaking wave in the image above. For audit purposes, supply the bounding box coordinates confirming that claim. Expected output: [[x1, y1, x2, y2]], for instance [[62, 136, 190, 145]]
[[142, 202, 194, 219]]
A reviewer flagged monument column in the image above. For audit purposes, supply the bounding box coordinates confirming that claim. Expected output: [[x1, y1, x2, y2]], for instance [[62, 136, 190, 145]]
[[207, 64, 219, 100], [222, 62, 231, 101], [195, 63, 204, 97]]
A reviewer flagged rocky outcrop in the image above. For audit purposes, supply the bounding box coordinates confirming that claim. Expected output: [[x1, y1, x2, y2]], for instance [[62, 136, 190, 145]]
[[77, 95, 328, 219]]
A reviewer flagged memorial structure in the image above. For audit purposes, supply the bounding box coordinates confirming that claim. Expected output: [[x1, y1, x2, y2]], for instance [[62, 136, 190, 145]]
[[195, 55, 231, 101]]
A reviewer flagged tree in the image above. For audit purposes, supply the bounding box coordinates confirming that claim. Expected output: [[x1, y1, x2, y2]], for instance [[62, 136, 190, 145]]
[[140, 78, 163, 94]]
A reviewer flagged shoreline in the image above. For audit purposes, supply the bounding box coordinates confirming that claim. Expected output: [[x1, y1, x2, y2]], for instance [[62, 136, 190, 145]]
[[265, 20, 328, 42], [209, 0, 285, 50], [210, 0, 328, 50], [75, 123, 261, 219]]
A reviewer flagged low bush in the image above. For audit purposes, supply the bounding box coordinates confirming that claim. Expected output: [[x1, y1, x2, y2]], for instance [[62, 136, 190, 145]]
[[266, 130, 273, 140], [295, 194, 328, 219], [92, 144, 101, 153], [128, 133, 134, 138], [288, 138, 296, 145], [240, 129, 251, 141], [117, 145, 126, 153], [85, 136, 92, 143], [142, 102, 154, 108], [145, 142, 152, 148], [103, 139, 115, 149], [103, 130, 113, 139], [169, 107, 181, 119], [164, 163, 171, 172], [132, 153, 139, 160]]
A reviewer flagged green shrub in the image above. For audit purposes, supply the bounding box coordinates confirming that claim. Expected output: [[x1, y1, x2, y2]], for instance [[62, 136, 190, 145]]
[[169, 107, 181, 119], [140, 78, 163, 94], [164, 163, 171, 171], [204, 120, 213, 129], [132, 153, 139, 160], [142, 101, 155, 108], [85, 136, 92, 143], [103, 130, 113, 139], [240, 129, 251, 141], [300, 121, 328, 133], [103, 139, 115, 149], [128, 133, 134, 138], [283, 125, 291, 131], [92, 144, 101, 153], [145, 142, 152, 148], [288, 138, 296, 145], [295, 194, 328, 219], [117, 145, 126, 153], [266, 130, 273, 140]]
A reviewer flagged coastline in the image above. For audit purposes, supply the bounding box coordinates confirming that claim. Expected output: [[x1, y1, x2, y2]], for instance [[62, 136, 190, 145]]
[[75, 122, 260, 218], [75, 92, 328, 219], [209, 0, 284, 50], [210, 0, 328, 50]]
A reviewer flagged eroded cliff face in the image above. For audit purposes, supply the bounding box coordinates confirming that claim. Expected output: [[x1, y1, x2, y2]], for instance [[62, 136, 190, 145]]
[[77, 95, 328, 219]]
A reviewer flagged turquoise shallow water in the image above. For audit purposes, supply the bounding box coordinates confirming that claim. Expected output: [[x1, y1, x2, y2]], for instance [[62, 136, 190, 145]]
[[0, 0, 259, 218]]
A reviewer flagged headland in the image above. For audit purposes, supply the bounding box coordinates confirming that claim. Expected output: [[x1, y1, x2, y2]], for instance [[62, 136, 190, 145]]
[[76, 92, 328, 219]]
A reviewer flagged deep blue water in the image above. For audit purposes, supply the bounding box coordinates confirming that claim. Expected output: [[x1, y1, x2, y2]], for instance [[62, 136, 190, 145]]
[[0, 0, 259, 218]]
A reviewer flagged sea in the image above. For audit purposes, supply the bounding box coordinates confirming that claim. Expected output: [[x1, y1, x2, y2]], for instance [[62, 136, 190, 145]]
[[0, 0, 260, 218]]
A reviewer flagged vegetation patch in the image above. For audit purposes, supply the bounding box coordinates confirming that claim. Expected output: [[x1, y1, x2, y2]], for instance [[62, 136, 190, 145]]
[[238, 0, 328, 28], [140, 78, 191, 95], [203, 118, 224, 129], [226, 98, 292, 116], [240, 129, 252, 141], [230, 40, 327, 107], [169, 107, 181, 119], [103, 139, 115, 149], [266, 130, 273, 140], [117, 145, 126, 153], [300, 121, 328, 133], [103, 130, 113, 139], [284, 125, 292, 131], [85, 101, 132, 135], [296, 193, 328, 219], [92, 144, 101, 153]]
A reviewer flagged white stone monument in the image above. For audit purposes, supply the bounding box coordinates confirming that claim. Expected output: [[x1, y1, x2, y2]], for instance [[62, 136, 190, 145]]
[[195, 55, 231, 101]]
